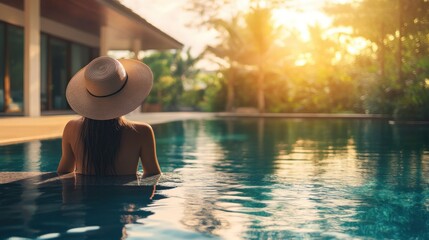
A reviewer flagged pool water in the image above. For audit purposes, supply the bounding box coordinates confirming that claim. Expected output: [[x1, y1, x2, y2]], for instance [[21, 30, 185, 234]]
[[1, 119, 429, 239]]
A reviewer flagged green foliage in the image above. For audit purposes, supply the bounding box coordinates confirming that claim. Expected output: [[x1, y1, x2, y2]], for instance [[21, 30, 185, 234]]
[[195, 72, 226, 111], [177, 72, 224, 111], [143, 48, 202, 110], [143, 49, 226, 111], [175, 0, 429, 119], [394, 82, 429, 120], [143, 51, 175, 105], [327, 0, 429, 120]]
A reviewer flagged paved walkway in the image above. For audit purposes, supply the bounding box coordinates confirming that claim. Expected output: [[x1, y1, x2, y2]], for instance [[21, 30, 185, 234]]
[[0, 112, 215, 145], [0, 115, 77, 145]]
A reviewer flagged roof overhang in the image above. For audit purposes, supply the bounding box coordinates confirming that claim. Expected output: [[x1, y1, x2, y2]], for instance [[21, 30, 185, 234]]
[[98, 0, 183, 50], [0, 0, 183, 50]]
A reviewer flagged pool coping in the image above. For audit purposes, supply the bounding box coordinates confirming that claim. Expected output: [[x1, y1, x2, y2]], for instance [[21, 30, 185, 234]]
[[215, 112, 390, 119], [0, 112, 411, 146]]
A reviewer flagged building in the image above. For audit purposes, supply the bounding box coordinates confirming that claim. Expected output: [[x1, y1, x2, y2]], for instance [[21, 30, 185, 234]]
[[0, 0, 182, 117]]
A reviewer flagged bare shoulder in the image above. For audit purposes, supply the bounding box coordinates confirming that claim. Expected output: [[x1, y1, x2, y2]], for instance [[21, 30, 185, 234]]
[[64, 117, 83, 131], [62, 117, 83, 141], [127, 122, 154, 138]]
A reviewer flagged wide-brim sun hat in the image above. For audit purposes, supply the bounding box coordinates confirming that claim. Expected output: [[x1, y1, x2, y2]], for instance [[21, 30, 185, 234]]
[[66, 56, 153, 120]]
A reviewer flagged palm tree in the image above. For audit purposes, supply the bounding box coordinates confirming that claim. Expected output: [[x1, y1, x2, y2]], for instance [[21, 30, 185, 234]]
[[205, 16, 247, 112], [171, 48, 202, 109], [240, 5, 284, 113], [196, 1, 288, 113]]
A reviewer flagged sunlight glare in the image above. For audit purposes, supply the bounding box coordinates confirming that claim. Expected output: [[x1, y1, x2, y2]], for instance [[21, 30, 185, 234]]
[[330, 0, 354, 3], [295, 58, 307, 66], [272, 8, 331, 41], [327, 27, 370, 56], [294, 53, 313, 66], [347, 37, 370, 55]]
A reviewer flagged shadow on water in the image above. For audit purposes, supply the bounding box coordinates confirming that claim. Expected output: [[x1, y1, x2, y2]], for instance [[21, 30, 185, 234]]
[[0, 173, 171, 239]]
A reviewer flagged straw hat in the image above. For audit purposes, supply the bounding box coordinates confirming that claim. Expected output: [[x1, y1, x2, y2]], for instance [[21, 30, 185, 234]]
[[66, 56, 153, 120]]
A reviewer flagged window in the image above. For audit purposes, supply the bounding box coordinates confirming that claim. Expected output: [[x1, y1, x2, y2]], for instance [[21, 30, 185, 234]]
[[1, 22, 97, 114], [71, 43, 91, 76], [49, 37, 68, 110], [7, 25, 24, 113], [0, 23, 4, 112], [0, 22, 24, 114]]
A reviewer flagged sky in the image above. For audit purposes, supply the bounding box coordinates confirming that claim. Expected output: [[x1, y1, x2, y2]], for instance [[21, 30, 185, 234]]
[[119, 0, 341, 51], [118, 0, 352, 69], [119, 0, 217, 57]]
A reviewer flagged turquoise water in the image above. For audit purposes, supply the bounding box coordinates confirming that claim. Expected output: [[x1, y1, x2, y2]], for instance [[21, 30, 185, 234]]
[[1, 119, 429, 239]]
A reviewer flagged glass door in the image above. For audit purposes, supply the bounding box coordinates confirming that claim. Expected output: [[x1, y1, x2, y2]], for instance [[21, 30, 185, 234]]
[[40, 34, 48, 111], [0, 23, 4, 112], [7, 25, 24, 113], [48, 37, 69, 110], [40, 34, 94, 112]]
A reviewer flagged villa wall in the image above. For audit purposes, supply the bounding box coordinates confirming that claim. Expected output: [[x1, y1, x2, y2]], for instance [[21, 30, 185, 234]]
[[0, 2, 99, 47], [0, 2, 99, 116]]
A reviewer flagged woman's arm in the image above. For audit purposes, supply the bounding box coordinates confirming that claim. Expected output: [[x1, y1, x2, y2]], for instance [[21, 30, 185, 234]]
[[57, 121, 76, 174], [139, 124, 161, 178]]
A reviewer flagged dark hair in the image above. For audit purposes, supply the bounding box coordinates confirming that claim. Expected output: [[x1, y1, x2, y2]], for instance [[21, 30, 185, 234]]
[[80, 117, 126, 176]]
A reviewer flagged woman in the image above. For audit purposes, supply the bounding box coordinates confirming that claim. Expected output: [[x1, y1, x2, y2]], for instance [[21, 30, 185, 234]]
[[57, 56, 161, 177]]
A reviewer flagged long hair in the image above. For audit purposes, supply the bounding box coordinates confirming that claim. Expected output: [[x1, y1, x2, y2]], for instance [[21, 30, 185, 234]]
[[80, 117, 127, 176]]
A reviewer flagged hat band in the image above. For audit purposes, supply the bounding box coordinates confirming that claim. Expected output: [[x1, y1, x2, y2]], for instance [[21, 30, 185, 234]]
[[87, 75, 128, 98]]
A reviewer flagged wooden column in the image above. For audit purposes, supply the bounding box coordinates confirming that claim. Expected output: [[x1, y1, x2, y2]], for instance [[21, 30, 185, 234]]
[[100, 26, 109, 56], [133, 38, 142, 60]]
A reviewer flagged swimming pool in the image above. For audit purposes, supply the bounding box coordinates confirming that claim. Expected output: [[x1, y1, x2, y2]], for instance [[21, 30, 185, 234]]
[[1, 118, 429, 239]]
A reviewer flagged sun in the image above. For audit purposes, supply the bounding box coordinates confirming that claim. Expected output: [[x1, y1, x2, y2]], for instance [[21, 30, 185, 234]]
[[271, 5, 369, 59], [272, 8, 332, 41]]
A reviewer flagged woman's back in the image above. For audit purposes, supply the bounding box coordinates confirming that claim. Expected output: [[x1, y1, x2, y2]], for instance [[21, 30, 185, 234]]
[[58, 117, 161, 177], [58, 56, 159, 177]]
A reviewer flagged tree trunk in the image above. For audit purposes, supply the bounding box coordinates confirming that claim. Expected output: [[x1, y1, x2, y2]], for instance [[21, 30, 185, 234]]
[[397, 0, 403, 86], [257, 69, 265, 113], [226, 68, 235, 112], [379, 24, 385, 80]]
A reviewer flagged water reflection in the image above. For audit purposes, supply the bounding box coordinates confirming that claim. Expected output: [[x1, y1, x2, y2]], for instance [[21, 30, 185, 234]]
[[153, 120, 237, 237], [0, 138, 61, 172], [24, 140, 41, 171], [1, 119, 429, 239], [152, 119, 429, 239]]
